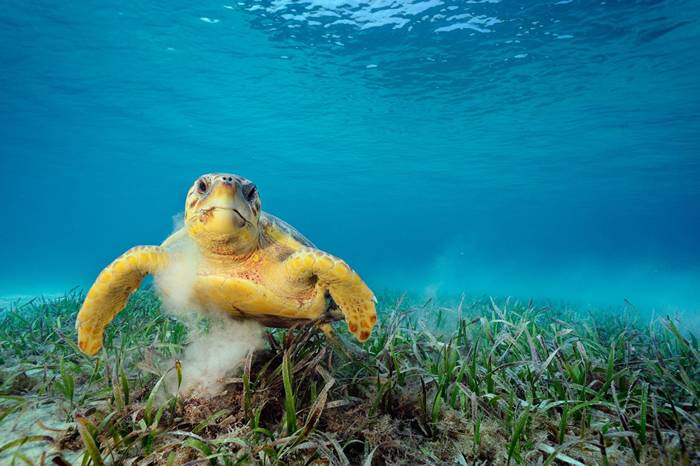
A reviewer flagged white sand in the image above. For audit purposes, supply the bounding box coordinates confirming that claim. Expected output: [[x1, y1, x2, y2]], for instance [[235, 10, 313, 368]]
[[0, 402, 80, 464]]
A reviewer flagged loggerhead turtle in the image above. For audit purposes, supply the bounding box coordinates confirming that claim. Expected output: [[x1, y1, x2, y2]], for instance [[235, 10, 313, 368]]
[[75, 173, 377, 356]]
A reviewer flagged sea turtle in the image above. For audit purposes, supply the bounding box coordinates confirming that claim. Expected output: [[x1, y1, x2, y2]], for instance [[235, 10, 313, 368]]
[[75, 173, 377, 356]]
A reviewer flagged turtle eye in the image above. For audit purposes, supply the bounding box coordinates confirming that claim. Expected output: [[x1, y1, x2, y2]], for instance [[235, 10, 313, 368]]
[[244, 183, 257, 201], [197, 178, 209, 194]]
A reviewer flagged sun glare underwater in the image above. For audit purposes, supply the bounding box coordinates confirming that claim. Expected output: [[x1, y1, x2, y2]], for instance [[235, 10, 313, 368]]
[[1, 0, 699, 321]]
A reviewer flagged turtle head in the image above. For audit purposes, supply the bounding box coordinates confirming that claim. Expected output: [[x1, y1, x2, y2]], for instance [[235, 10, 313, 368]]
[[184, 173, 262, 255]]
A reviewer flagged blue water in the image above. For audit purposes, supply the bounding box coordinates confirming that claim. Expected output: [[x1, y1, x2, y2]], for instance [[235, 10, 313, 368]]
[[1, 1, 699, 318]]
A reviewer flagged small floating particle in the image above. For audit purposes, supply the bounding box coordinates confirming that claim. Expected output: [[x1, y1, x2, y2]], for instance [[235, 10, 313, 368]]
[[366, 64, 378, 69]]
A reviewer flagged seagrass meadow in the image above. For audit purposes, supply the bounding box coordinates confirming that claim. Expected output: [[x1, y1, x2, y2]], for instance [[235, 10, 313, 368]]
[[0, 290, 697, 465]]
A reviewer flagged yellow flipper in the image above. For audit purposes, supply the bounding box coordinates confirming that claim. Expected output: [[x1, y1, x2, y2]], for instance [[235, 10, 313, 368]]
[[75, 246, 169, 356], [285, 249, 377, 341]]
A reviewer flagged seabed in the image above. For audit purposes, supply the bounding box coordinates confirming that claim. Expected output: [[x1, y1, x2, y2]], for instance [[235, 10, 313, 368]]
[[0, 290, 698, 465]]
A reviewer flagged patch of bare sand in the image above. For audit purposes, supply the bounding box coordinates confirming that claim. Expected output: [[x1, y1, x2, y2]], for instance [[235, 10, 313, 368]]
[[0, 402, 81, 464]]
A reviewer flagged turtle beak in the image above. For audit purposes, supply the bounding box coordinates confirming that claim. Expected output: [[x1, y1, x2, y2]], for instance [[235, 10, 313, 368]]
[[203, 180, 252, 227]]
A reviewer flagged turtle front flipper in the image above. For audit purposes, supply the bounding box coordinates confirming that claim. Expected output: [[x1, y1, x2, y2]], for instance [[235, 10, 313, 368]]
[[76, 246, 169, 356], [284, 249, 377, 342]]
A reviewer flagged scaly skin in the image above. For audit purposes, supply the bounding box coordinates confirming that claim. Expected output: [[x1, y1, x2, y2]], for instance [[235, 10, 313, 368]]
[[75, 173, 377, 356], [76, 246, 169, 355], [283, 248, 376, 341]]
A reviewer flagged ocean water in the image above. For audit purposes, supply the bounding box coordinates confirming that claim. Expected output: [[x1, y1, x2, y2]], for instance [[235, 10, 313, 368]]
[[1, 1, 698, 322]]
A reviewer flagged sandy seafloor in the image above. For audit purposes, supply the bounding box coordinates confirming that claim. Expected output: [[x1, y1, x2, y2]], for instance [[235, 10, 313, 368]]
[[1, 290, 697, 464], [0, 402, 80, 463], [0, 294, 77, 463]]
